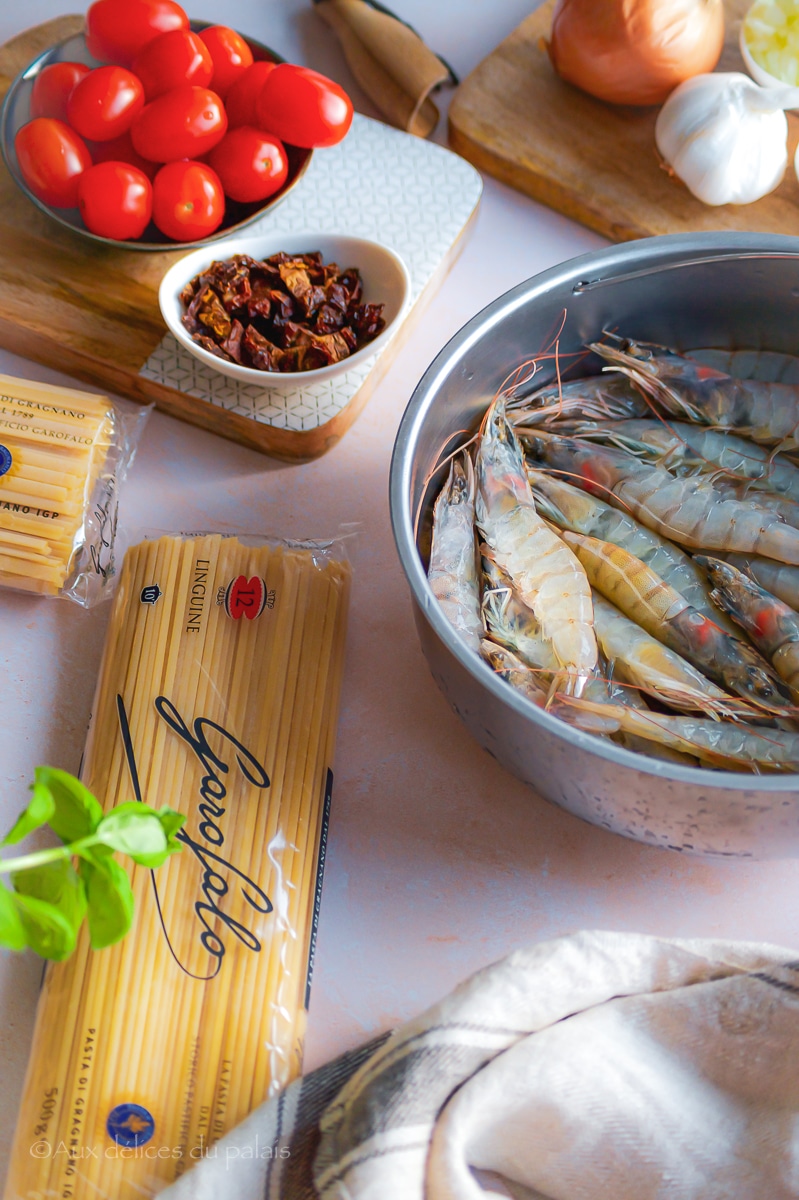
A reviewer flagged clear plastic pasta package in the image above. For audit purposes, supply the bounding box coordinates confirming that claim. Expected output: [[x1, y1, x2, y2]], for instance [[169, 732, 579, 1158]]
[[5, 531, 352, 1199], [0, 373, 150, 605]]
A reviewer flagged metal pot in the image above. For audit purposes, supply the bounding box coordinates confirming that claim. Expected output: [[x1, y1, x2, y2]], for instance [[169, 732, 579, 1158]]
[[389, 232, 799, 859]]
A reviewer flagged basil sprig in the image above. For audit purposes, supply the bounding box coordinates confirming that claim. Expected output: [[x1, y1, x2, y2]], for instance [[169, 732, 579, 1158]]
[[0, 767, 184, 961]]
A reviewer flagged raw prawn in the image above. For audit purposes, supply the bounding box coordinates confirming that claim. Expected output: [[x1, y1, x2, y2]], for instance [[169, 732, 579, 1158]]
[[591, 593, 751, 719], [553, 695, 799, 771], [567, 418, 799, 500], [427, 453, 484, 652], [561, 529, 795, 713], [528, 432, 799, 565], [590, 335, 799, 447], [527, 468, 735, 631], [475, 398, 597, 694], [698, 556, 799, 693]]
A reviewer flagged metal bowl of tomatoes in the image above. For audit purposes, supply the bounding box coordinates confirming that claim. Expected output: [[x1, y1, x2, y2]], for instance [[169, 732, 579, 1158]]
[[0, 22, 315, 250]]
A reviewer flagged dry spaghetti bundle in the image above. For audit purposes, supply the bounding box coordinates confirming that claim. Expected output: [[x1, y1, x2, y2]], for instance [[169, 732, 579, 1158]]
[[0, 374, 116, 596], [5, 533, 351, 1199]]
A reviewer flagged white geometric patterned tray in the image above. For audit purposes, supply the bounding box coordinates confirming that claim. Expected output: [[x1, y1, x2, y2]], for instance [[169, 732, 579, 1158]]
[[140, 114, 483, 435]]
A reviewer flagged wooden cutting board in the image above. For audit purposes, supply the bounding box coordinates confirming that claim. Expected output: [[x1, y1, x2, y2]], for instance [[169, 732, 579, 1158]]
[[448, 0, 799, 242], [0, 18, 481, 461]]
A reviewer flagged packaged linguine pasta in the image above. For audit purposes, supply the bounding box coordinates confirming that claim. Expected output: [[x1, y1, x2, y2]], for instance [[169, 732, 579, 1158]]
[[5, 532, 351, 1199]]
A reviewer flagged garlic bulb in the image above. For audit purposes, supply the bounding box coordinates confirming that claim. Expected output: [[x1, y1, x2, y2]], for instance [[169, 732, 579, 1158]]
[[655, 72, 799, 205]]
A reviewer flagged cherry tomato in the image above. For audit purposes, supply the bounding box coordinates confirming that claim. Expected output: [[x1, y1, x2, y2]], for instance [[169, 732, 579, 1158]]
[[78, 162, 152, 239], [256, 64, 353, 148], [132, 29, 213, 100], [86, 0, 188, 67], [198, 26, 253, 98], [90, 131, 157, 179], [207, 126, 287, 203], [224, 60, 276, 128], [31, 62, 90, 122], [67, 66, 144, 142], [131, 85, 227, 162], [15, 118, 92, 207], [152, 160, 225, 241]]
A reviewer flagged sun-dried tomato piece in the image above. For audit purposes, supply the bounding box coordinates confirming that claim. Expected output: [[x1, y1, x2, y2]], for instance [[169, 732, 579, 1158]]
[[194, 333, 231, 360], [198, 290, 232, 340], [221, 318, 245, 363], [243, 325, 282, 371], [315, 303, 345, 335], [349, 303, 385, 341]]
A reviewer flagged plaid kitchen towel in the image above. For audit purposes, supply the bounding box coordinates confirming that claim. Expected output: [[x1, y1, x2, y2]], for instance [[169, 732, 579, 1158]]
[[159, 929, 799, 1199]]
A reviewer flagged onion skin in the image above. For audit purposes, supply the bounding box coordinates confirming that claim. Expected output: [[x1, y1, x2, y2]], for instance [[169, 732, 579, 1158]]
[[547, 0, 725, 107]]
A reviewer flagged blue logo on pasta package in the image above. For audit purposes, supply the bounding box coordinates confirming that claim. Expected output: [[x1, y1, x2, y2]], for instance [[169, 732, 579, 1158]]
[[141, 584, 163, 606], [106, 1102, 155, 1147], [0, 445, 11, 478]]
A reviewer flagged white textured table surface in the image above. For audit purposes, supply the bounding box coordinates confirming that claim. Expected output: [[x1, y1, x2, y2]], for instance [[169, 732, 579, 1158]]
[[1, 1, 799, 1190]]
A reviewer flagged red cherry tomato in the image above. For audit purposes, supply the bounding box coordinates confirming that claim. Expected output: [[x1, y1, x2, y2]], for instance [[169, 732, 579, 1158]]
[[131, 85, 227, 162], [85, 0, 188, 67], [256, 64, 352, 148], [132, 29, 213, 100], [67, 66, 144, 142], [224, 61, 276, 128], [15, 118, 92, 207], [152, 160, 224, 241], [31, 62, 90, 122], [207, 127, 287, 203], [198, 26, 253, 98], [256, 64, 353, 148], [90, 131, 157, 179], [78, 161, 152, 239]]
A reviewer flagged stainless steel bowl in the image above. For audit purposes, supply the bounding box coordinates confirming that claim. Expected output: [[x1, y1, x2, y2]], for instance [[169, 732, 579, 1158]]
[[0, 25, 313, 251], [390, 232, 799, 859]]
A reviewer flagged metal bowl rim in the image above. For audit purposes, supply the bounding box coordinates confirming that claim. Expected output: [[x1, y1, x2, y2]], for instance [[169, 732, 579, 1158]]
[[389, 230, 799, 792], [0, 23, 313, 252]]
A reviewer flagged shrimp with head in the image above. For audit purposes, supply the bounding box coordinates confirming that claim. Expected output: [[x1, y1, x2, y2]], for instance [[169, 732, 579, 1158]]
[[529, 432, 799, 566], [590, 334, 799, 447], [427, 453, 484, 653], [475, 398, 597, 695]]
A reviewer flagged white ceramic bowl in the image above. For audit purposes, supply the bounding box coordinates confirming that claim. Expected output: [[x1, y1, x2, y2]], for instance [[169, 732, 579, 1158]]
[[739, 18, 799, 92], [158, 232, 411, 388]]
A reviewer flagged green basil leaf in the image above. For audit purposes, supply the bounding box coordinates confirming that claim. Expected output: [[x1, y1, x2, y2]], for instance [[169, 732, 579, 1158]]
[[157, 808, 186, 856], [12, 859, 86, 938], [12, 892, 76, 961], [95, 803, 168, 867], [0, 881, 27, 952], [35, 767, 103, 845], [2, 781, 56, 847], [80, 858, 134, 950]]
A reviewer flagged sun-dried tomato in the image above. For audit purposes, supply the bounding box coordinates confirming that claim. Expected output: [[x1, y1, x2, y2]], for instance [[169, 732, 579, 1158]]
[[178, 250, 385, 373]]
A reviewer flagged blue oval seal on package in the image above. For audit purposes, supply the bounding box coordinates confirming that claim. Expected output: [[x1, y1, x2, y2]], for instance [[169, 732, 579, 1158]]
[[0, 445, 11, 478], [106, 1102, 155, 1147]]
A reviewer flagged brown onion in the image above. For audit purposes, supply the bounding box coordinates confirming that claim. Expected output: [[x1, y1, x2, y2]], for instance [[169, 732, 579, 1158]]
[[547, 0, 725, 106]]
